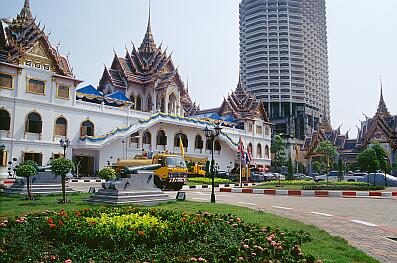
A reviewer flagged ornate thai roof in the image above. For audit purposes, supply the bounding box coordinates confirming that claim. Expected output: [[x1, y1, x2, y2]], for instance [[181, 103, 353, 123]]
[[376, 86, 390, 118], [0, 0, 74, 77], [218, 78, 269, 121], [98, 11, 199, 116]]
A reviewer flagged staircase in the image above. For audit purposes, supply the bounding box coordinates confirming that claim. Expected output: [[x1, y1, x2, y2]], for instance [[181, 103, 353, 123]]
[[87, 189, 174, 205]]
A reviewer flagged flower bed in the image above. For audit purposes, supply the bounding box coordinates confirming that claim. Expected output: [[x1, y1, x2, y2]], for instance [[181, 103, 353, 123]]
[[188, 177, 232, 185], [0, 207, 320, 263]]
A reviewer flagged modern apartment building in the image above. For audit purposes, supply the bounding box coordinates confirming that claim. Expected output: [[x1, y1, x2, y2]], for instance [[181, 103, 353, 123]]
[[240, 0, 330, 139]]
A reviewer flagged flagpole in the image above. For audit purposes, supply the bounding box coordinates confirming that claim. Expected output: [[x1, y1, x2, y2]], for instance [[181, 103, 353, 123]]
[[239, 151, 242, 188]]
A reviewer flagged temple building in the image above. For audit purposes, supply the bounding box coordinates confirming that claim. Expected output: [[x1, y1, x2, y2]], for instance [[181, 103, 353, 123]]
[[302, 88, 397, 176], [0, 1, 272, 179]]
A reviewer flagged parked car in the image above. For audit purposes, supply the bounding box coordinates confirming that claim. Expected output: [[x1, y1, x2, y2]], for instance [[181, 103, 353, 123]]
[[216, 170, 229, 179], [314, 171, 363, 182], [251, 172, 265, 182], [358, 173, 397, 187], [292, 173, 313, 180], [272, 173, 285, 181]]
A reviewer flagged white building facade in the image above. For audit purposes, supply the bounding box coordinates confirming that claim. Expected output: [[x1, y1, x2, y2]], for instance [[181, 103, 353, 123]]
[[0, 1, 272, 179]]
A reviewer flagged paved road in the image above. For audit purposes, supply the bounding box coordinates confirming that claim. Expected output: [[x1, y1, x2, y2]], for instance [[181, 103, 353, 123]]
[[185, 189, 397, 263]]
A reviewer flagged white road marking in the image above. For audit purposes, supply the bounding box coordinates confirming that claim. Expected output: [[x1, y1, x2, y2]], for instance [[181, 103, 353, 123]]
[[349, 220, 379, 227], [238, 202, 257, 206], [310, 211, 334, 217], [192, 197, 208, 201], [272, 206, 292, 210]]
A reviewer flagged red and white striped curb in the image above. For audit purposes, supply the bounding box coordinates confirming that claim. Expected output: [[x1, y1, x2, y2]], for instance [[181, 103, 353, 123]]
[[219, 188, 397, 199]]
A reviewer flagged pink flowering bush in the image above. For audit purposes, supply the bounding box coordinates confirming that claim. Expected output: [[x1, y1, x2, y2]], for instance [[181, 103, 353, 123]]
[[0, 207, 317, 262]]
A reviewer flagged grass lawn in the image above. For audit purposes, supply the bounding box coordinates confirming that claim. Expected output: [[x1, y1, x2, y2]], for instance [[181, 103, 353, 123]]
[[0, 193, 378, 263]]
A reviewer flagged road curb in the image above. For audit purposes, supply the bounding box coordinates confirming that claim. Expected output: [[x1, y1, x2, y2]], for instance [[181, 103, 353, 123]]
[[68, 179, 104, 183], [219, 188, 397, 199], [182, 183, 257, 190]]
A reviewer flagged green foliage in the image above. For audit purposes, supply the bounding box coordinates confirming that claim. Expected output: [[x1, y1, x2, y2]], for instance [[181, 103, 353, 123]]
[[271, 134, 286, 172], [19, 160, 38, 171], [188, 177, 232, 184], [51, 157, 74, 177], [205, 160, 210, 176], [98, 167, 117, 181], [1, 207, 315, 263], [357, 147, 380, 173], [16, 164, 37, 178], [315, 141, 338, 174], [371, 142, 390, 172]]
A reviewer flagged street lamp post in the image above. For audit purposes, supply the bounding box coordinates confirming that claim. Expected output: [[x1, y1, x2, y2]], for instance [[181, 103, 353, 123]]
[[384, 157, 389, 187], [59, 138, 70, 158], [203, 124, 222, 203]]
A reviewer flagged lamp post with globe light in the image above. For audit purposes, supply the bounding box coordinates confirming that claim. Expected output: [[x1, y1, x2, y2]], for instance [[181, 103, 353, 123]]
[[59, 138, 70, 158], [203, 124, 222, 203]]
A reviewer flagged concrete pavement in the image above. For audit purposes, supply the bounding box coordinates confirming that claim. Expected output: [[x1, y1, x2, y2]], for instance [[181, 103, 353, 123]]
[[185, 188, 397, 263]]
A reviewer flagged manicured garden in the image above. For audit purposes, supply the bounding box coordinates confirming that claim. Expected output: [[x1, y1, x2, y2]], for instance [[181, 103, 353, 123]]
[[187, 177, 232, 186], [0, 193, 378, 263], [249, 180, 385, 191]]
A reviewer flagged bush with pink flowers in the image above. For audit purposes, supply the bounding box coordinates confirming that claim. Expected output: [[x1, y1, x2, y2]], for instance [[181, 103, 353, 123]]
[[0, 207, 318, 262]]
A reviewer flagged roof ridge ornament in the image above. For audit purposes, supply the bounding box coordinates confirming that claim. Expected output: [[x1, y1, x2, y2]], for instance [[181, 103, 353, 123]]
[[376, 77, 390, 118], [139, 0, 157, 56]]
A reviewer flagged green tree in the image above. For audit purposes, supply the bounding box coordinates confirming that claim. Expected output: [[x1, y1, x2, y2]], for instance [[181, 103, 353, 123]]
[[312, 161, 321, 174], [371, 142, 390, 173], [271, 134, 286, 173], [98, 167, 117, 181], [16, 164, 37, 200], [19, 160, 39, 172], [357, 147, 380, 173], [337, 158, 344, 182], [315, 141, 339, 174], [51, 157, 75, 203], [287, 157, 294, 180]]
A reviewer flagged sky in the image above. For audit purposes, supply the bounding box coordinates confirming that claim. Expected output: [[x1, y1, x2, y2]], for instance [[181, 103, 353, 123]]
[[1, 0, 396, 137]]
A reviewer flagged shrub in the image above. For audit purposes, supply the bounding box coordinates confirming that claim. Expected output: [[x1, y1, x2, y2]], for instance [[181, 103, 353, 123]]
[[188, 177, 232, 185], [0, 207, 316, 263], [98, 167, 117, 181], [19, 160, 38, 171], [16, 164, 37, 199], [51, 158, 74, 203]]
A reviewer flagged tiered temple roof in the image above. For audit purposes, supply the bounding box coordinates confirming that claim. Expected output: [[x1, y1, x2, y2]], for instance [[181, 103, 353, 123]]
[[98, 12, 199, 115], [302, 87, 396, 162], [192, 78, 269, 125], [0, 0, 73, 77]]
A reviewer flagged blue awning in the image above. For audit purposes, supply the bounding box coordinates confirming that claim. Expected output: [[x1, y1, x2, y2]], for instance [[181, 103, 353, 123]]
[[221, 115, 238, 123], [76, 85, 102, 97], [191, 112, 222, 120], [105, 91, 129, 101]]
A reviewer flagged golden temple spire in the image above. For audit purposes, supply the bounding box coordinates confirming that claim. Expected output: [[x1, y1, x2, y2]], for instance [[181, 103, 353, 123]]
[[20, 0, 33, 21], [139, 0, 156, 55], [376, 77, 390, 117]]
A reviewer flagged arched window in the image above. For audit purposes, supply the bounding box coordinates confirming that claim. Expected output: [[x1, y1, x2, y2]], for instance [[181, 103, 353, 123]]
[[174, 133, 188, 147], [136, 95, 142, 111], [130, 132, 139, 144], [143, 131, 151, 145], [214, 140, 221, 151], [81, 120, 94, 137], [195, 135, 203, 149], [248, 143, 253, 155], [130, 94, 135, 109], [206, 138, 213, 150], [168, 93, 177, 114], [26, 112, 42, 133], [0, 109, 10, 131], [156, 130, 167, 145], [257, 143, 262, 158], [146, 95, 153, 112], [265, 145, 270, 158], [54, 117, 67, 136]]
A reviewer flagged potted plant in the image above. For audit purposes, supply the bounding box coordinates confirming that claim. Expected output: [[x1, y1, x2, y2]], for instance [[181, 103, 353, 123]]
[[98, 167, 117, 181]]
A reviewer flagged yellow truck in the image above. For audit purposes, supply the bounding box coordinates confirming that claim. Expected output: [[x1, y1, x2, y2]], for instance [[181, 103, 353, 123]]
[[114, 154, 188, 190]]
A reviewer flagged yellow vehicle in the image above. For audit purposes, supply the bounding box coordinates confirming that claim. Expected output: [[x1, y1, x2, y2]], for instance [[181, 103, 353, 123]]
[[189, 163, 206, 177], [114, 154, 188, 190]]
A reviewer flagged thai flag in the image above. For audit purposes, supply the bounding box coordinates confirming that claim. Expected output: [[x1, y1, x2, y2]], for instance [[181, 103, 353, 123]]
[[246, 147, 253, 163]]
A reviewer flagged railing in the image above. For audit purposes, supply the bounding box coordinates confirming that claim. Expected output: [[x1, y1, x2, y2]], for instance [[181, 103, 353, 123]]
[[75, 100, 151, 119]]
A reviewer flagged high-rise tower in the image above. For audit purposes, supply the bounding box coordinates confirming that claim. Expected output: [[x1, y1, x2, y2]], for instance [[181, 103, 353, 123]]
[[239, 0, 330, 139]]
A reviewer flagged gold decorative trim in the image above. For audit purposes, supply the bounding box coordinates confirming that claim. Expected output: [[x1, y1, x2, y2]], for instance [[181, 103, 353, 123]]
[[55, 83, 70, 100], [26, 76, 47, 95], [0, 72, 15, 90]]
